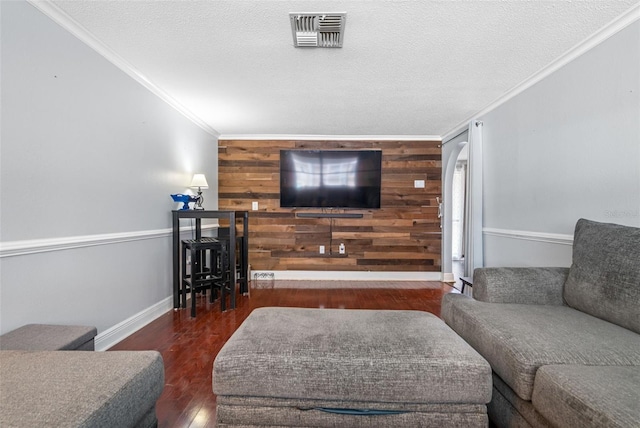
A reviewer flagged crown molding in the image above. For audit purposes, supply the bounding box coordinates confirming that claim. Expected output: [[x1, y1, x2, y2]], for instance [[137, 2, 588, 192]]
[[27, 0, 219, 138], [219, 134, 442, 141], [441, 3, 640, 142]]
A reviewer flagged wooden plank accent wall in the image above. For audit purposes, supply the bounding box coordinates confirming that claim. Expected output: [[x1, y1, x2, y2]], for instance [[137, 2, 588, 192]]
[[218, 139, 442, 272]]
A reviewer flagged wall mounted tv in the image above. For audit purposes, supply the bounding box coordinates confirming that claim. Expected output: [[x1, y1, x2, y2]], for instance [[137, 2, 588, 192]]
[[280, 149, 382, 209]]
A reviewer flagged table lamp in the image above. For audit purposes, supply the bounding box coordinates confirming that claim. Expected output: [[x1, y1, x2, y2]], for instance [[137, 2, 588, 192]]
[[190, 173, 209, 210]]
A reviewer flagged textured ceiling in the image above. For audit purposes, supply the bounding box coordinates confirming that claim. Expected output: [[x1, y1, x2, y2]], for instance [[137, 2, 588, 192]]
[[49, 0, 639, 137]]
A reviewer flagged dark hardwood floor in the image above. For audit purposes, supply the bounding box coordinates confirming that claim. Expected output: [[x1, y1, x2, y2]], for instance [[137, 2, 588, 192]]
[[109, 281, 457, 428]]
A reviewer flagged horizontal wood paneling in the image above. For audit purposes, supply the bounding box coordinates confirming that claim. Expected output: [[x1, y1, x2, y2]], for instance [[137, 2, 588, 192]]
[[218, 139, 442, 272]]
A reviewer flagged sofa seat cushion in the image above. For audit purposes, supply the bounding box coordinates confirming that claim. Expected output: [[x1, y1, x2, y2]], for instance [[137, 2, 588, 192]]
[[0, 350, 164, 428], [442, 295, 640, 401], [0, 324, 97, 351], [564, 219, 640, 334], [532, 365, 640, 428], [214, 307, 492, 405]]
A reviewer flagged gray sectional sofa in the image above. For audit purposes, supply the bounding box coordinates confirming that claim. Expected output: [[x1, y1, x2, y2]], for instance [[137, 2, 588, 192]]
[[442, 218, 640, 427], [0, 324, 165, 428]]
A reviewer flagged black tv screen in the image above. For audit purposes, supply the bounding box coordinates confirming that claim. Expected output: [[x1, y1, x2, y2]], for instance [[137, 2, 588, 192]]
[[280, 150, 382, 209]]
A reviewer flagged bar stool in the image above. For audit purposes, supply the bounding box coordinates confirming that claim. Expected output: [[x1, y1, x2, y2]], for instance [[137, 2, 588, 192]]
[[181, 238, 232, 316], [218, 227, 249, 295]]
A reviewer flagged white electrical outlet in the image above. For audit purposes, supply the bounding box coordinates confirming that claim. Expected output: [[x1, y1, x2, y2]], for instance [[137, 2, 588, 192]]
[[252, 201, 259, 210], [319, 245, 325, 254], [414, 179, 425, 188], [339, 243, 346, 254]]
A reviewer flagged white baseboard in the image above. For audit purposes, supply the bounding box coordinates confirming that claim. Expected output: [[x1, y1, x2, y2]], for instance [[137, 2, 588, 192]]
[[94, 296, 172, 351], [442, 272, 455, 283], [219, 134, 441, 141], [250, 270, 441, 281]]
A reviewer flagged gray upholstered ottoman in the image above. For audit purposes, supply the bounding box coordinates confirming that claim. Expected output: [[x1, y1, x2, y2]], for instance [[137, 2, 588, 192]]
[[213, 307, 492, 427], [0, 323, 97, 351]]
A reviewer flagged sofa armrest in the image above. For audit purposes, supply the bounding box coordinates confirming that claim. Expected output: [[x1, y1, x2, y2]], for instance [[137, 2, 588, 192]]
[[473, 267, 569, 305]]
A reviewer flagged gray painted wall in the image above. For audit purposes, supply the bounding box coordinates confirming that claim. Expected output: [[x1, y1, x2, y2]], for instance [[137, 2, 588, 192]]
[[0, 2, 217, 334], [480, 20, 640, 267]]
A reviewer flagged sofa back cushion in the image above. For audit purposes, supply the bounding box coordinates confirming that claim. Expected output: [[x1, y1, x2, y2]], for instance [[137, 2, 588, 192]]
[[564, 218, 640, 334]]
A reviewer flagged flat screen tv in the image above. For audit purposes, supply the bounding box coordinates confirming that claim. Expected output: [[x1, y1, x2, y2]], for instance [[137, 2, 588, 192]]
[[280, 150, 382, 209]]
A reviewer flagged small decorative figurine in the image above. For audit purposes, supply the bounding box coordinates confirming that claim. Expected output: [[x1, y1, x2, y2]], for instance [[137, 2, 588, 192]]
[[171, 194, 198, 210]]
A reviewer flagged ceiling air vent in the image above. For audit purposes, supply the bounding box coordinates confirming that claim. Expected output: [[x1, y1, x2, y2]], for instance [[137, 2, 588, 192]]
[[289, 13, 346, 48]]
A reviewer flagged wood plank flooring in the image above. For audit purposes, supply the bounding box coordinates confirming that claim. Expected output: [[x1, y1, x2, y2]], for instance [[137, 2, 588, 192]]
[[109, 281, 457, 428]]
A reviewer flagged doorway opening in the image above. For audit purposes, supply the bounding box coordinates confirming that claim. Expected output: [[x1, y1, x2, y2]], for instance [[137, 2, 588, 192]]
[[451, 145, 468, 292]]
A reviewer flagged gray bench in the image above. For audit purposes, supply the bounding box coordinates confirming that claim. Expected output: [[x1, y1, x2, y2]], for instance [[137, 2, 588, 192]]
[[213, 307, 492, 427]]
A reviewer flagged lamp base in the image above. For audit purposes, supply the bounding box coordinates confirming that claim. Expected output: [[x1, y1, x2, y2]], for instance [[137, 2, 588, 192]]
[[194, 191, 205, 210]]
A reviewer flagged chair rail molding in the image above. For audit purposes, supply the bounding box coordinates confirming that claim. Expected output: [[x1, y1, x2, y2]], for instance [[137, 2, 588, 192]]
[[0, 224, 218, 258], [483, 227, 574, 246]]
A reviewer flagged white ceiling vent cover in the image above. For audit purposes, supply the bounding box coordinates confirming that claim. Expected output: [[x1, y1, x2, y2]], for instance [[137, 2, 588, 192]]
[[289, 13, 346, 48]]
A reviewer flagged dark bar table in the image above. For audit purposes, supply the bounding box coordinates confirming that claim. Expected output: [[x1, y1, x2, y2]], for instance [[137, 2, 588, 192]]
[[171, 210, 249, 309]]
